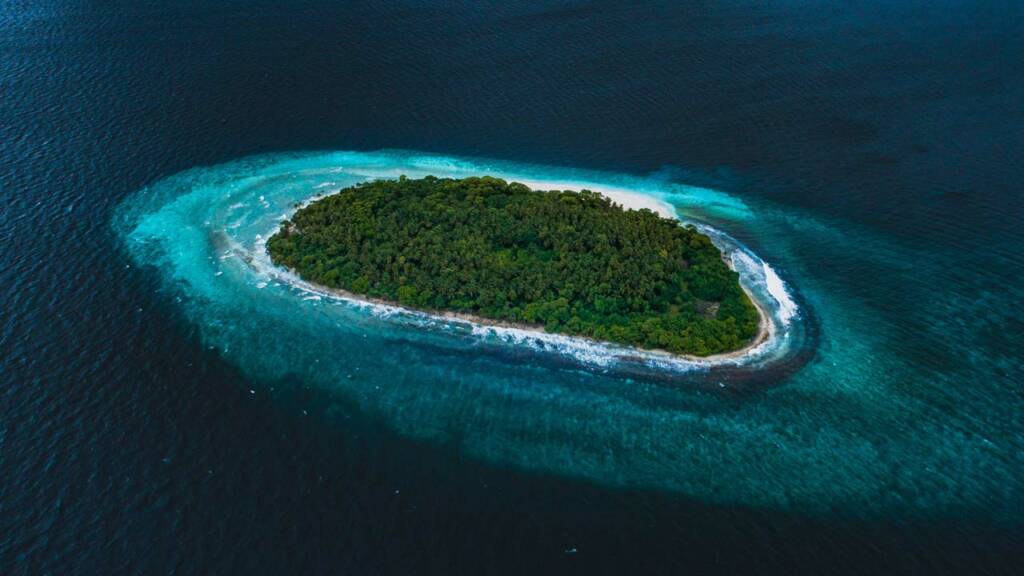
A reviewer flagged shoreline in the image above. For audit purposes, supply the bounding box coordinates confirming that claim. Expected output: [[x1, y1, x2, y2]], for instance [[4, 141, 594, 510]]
[[274, 273, 772, 364], [260, 182, 774, 365]]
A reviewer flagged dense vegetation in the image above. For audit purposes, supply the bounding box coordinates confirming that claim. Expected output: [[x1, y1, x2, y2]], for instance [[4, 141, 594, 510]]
[[268, 176, 759, 355]]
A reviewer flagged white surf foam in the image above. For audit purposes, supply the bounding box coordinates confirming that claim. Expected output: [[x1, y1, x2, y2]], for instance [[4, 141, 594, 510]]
[[762, 262, 798, 325]]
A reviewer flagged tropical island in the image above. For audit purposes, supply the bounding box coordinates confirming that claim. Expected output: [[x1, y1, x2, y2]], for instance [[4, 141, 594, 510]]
[[267, 176, 760, 356]]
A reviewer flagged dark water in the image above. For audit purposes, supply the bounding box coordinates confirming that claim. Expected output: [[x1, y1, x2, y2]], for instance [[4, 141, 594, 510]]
[[2, 1, 1023, 574]]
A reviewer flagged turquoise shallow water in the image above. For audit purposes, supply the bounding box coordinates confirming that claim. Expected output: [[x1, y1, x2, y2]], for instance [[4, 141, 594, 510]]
[[5, 1, 1023, 571], [116, 150, 1021, 517]]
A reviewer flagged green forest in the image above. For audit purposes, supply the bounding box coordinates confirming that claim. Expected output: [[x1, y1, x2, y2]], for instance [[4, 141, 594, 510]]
[[267, 176, 759, 356]]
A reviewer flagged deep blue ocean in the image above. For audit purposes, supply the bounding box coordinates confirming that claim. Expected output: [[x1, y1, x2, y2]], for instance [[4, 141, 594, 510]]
[[2, 1, 1023, 574]]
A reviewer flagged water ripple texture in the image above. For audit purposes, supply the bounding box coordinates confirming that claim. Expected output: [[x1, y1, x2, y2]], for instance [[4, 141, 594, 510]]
[[114, 150, 1020, 516]]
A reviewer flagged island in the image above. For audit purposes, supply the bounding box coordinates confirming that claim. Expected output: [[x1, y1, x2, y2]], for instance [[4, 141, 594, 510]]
[[267, 176, 760, 356]]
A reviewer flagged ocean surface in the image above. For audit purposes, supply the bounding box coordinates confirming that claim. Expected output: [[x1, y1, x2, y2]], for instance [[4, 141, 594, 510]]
[[2, 1, 1022, 574]]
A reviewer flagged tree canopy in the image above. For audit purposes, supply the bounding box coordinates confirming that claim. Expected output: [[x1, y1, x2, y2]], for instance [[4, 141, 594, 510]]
[[267, 176, 759, 356]]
